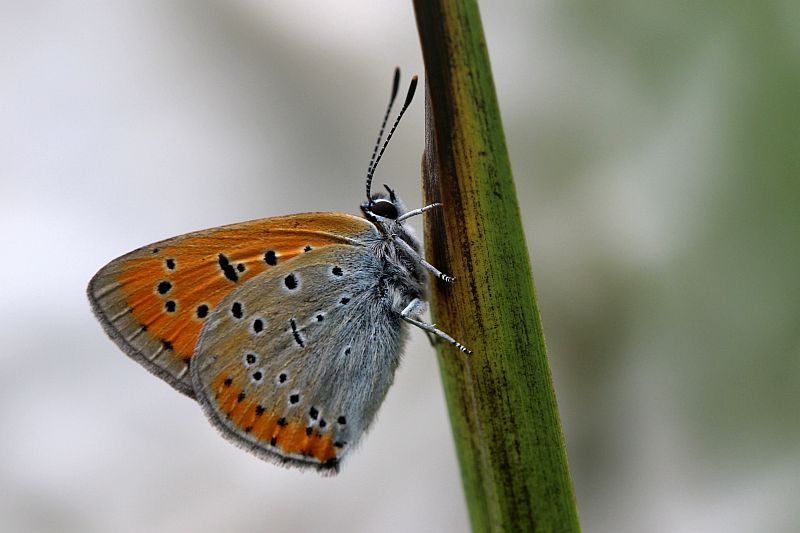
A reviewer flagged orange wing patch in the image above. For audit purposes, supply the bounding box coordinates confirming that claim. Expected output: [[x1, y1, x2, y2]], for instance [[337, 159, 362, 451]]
[[88, 212, 374, 398], [211, 373, 339, 469]]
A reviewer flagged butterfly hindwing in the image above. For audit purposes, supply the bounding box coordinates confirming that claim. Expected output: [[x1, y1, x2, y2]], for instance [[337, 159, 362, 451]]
[[87, 213, 375, 398], [191, 244, 407, 473]]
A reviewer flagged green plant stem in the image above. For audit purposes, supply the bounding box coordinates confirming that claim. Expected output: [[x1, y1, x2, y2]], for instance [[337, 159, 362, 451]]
[[413, 2, 581, 531]]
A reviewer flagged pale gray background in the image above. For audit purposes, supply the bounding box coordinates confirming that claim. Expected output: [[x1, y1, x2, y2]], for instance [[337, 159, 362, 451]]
[[2, 1, 798, 532]]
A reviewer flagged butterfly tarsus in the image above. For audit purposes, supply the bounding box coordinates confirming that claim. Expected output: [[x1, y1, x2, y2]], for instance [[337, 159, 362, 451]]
[[391, 234, 455, 283], [390, 202, 453, 282], [396, 202, 442, 223], [400, 298, 472, 355], [423, 330, 438, 348]]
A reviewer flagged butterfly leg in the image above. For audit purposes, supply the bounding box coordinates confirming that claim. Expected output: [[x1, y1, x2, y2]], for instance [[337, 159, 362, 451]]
[[400, 298, 472, 354], [396, 202, 442, 222], [402, 299, 438, 347], [392, 236, 455, 283], [423, 330, 439, 348]]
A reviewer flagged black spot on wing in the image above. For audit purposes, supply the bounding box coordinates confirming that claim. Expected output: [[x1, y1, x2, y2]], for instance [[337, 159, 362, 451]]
[[218, 253, 239, 282], [290, 319, 304, 347], [157, 280, 172, 294]]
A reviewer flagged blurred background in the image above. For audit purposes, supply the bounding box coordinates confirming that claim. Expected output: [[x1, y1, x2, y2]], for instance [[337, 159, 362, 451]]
[[2, 1, 798, 532]]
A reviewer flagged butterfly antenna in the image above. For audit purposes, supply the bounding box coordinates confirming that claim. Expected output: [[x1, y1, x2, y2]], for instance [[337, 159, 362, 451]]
[[366, 74, 418, 201], [366, 68, 401, 200]]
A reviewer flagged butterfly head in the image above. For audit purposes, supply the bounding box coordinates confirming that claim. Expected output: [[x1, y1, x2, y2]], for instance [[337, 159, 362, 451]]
[[361, 184, 408, 229], [361, 183, 425, 288]]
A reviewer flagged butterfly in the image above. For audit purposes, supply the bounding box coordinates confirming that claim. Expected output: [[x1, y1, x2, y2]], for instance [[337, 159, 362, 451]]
[[87, 69, 470, 474]]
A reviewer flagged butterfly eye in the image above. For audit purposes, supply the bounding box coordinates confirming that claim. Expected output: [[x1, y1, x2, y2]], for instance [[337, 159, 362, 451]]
[[370, 199, 398, 220]]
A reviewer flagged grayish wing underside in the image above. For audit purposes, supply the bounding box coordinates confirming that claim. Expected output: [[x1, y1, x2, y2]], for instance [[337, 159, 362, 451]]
[[190, 244, 407, 471]]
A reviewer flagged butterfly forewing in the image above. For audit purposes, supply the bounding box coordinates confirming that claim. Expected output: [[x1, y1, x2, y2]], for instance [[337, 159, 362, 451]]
[[87, 213, 375, 397], [191, 244, 407, 473]]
